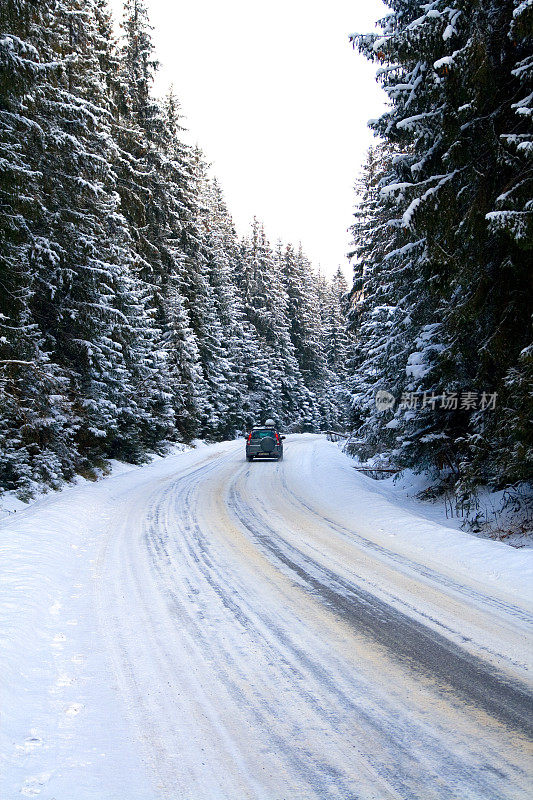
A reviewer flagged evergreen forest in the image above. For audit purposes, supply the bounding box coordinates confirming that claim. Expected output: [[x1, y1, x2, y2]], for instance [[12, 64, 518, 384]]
[[0, 0, 349, 496]]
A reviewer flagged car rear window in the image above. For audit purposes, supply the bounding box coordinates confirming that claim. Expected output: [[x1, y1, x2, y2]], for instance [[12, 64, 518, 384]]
[[251, 429, 276, 439]]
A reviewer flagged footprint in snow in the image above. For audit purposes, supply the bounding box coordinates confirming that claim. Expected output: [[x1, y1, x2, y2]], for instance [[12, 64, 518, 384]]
[[65, 702, 83, 717], [20, 772, 51, 796], [15, 732, 43, 754]]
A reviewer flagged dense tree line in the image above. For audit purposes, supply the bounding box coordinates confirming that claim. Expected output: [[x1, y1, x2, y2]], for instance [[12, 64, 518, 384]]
[[346, 0, 532, 498], [0, 0, 348, 497]]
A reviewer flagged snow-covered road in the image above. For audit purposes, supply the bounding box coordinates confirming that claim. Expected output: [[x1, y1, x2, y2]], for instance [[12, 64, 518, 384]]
[[2, 436, 532, 799]]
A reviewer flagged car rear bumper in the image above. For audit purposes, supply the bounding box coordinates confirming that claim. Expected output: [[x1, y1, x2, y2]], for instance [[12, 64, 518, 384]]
[[246, 446, 283, 458]]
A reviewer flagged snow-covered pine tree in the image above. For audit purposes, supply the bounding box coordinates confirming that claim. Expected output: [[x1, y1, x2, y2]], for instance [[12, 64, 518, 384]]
[[281, 242, 328, 429], [186, 167, 237, 440], [117, 0, 159, 134], [113, 0, 208, 450], [322, 266, 350, 378], [351, 0, 533, 489], [346, 144, 421, 461], [196, 175, 261, 438], [486, 0, 533, 250], [238, 221, 310, 427], [33, 0, 174, 464], [229, 235, 271, 429], [1, 0, 155, 486], [156, 91, 206, 442], [283, 244, 325, 386], [484, 0, 533, 486], [0, 0, 82, 493], [238, 221, 284, 423], [316, 267, 351, 431], [269, 240, 309, 425], [162, 272, 204, 442]]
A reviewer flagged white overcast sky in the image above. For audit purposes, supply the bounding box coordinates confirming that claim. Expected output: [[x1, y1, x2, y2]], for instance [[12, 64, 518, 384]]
[[108, 0, 388, 277]]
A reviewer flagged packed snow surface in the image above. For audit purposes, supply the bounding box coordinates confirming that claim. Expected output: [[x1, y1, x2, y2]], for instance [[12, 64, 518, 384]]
[[1, 435, 532, 799]]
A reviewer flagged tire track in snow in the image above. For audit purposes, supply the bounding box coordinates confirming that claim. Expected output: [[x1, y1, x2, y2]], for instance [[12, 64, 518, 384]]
[[227, 473, 533, 740], [263, 477, 529, 673], [278, 451, 533, 627]]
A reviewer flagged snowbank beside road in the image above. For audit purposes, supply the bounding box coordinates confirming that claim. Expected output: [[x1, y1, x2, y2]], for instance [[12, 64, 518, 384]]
[[0, 442, 195, 523]]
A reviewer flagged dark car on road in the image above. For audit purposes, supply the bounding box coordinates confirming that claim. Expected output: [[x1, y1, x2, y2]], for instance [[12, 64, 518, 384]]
[[245, 421, 285, 462]]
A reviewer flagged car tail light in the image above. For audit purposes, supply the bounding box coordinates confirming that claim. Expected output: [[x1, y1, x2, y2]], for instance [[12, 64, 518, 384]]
[[247, 432, 252, 442], [275, 433, 280, 444]]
